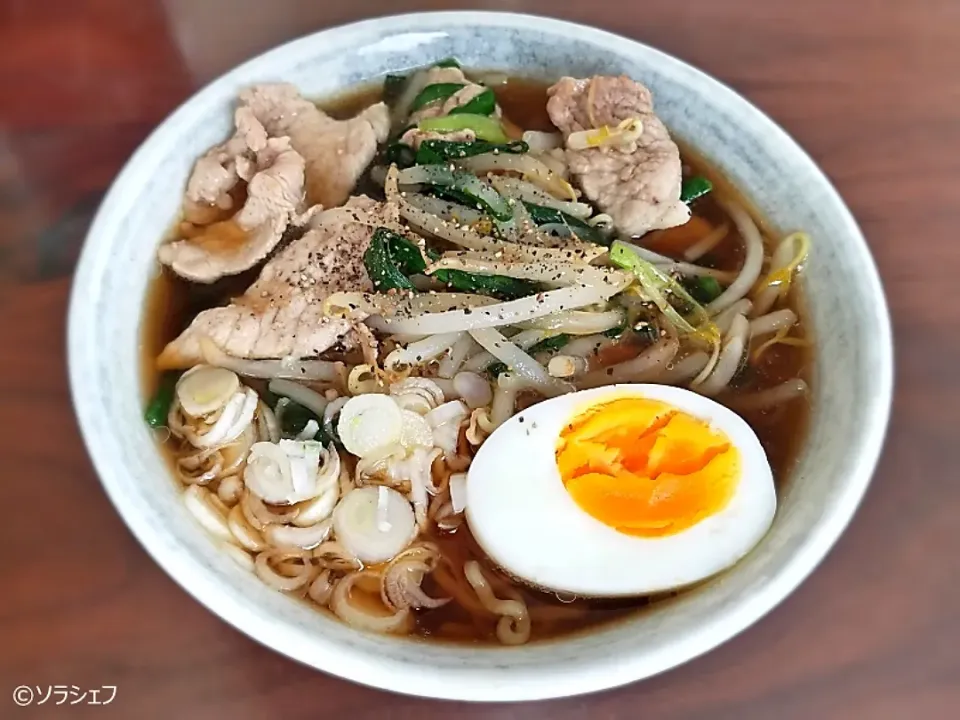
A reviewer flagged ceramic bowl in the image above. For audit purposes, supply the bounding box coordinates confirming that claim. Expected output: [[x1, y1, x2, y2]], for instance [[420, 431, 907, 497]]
[[68, 11, 893, 701]]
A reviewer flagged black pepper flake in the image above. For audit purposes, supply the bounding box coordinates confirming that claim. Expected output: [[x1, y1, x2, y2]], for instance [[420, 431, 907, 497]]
[[518, 416, 525, 423]]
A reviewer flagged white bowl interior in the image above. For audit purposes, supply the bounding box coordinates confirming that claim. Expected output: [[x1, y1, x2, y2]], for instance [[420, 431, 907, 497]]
[[69, 12, 892, 701]]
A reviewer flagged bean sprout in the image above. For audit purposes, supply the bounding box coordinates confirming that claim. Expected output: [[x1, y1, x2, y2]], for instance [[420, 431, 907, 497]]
[[706, 198, 765, 314]]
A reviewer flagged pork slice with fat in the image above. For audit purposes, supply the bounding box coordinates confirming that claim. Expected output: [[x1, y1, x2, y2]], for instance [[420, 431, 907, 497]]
[[547, 75, 690, 237], [157, 196, 397, 369], [159, 133, 308, 283], [239, 83, 389, 209]]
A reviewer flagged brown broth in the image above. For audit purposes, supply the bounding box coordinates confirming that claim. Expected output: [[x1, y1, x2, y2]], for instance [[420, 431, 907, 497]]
[[140, 75, 812, 645]]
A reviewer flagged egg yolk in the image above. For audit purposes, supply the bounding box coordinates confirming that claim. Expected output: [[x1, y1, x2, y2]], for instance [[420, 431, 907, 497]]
[[555, 397, 739, 537]]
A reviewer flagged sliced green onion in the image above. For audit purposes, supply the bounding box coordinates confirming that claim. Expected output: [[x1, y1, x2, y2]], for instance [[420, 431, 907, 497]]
[[383, 74, 408, 105], [419, 114, 509, 144], [528, 334, 571, 354], [369, 225, 538, 299], [144, 371, 182, 428], [483, 339, 582, 380], [435, 57, 461, 68], [631, 320, 662, 345], [401, 165, 512, 220], [610, 241, 718, 342], [363, 228, 418, 291], [681, 275, 723, 304], [523, 202, 607, 245], [385, 142, 416, 169], [410, 82, 466, 112], [432, 269, 538, 300], [277, 401, 332, 443], [447, 173, 512, 221], [680, 176, 713, 204], [363, 227, 535, 301], [602, 323, 627, 339], [486, 361, 508, 378], [449, 88, 496, 116], [386, 233, 429, 277], [428, 185, 485, 211], [415, 144, 445, 166], [416, 139, 528, 165]]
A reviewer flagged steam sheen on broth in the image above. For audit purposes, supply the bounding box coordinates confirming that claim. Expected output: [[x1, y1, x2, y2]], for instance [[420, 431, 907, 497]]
[[142, 69, 811, 645]]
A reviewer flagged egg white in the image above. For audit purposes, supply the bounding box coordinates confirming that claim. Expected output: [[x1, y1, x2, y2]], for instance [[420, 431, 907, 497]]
[[465, 384, 777, 597]]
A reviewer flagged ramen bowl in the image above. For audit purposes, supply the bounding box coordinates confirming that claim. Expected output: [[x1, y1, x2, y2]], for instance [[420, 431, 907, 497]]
[[68, 11, 893, 701]]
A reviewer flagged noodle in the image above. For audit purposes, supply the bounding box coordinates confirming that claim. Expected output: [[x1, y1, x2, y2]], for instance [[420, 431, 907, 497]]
[[228, 503, 267, 552], [254, 548, 315, 592], [464, 561, 531, 645], [331, 571, 412, 634], [308, 569, 335, 606], [466, 407, 494, 445]]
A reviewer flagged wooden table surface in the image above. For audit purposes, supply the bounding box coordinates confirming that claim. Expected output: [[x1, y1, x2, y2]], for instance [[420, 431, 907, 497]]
[[2, 0, 958, 717]]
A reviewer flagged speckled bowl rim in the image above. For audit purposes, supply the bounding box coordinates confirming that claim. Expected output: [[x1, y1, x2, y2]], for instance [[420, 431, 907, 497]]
[[68, 11, 893, 701]]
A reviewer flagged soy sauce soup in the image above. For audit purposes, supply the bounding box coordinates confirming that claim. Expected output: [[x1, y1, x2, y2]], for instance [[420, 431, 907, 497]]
[[143, 76, 811, 644]]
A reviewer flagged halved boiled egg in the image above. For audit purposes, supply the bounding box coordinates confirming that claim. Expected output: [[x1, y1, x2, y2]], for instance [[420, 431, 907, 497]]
[[465, 384, 776, 597]]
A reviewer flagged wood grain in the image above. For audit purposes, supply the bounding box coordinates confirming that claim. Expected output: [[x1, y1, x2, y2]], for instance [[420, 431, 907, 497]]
[[1, 0, 957, 717]]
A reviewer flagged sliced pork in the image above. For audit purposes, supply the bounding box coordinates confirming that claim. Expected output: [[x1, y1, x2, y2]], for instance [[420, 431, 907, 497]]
[[239, 84, 390, 209], [547, 76, 689, 236], [399, 66, 497, 148], [157, 196, 397, 369], [182, 106, 266, 212], [159, 133, 307, 283], [409, 69, 488, 123], [400, 127, 476, 149]]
